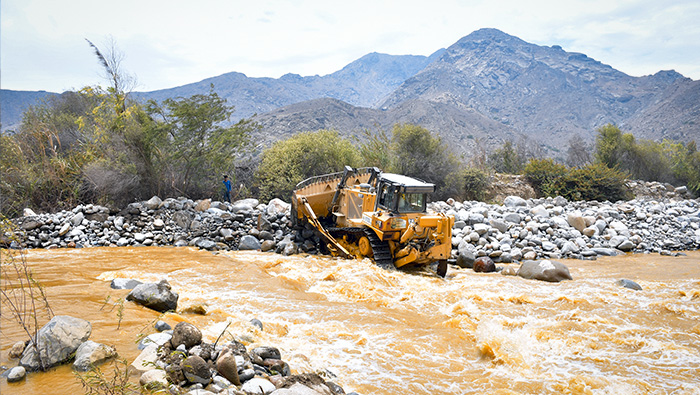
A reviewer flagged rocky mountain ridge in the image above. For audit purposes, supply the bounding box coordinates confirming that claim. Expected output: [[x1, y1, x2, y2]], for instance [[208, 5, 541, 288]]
[[2, 28, 698, 157]]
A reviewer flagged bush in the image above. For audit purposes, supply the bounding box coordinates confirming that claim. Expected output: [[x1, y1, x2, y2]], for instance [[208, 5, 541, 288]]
[[255, 130, 361, 201], [524, 159, 630, 202], [523, 158, 568, 196], [462, 167, 490, 201], [560, 163, 631, 202]]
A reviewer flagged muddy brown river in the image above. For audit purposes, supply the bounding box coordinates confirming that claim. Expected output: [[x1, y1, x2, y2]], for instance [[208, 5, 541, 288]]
[[2, 247, 699, 394]]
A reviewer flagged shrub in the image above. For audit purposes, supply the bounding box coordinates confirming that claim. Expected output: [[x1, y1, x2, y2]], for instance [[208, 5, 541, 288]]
[[561, 163, 631, 202], [255, 130, 361, 201], [523, 158, 568, 196], [462, 167, 491, 201]]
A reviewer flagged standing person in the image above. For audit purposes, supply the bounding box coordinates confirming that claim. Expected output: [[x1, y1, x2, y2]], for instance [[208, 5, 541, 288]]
[[223, 175, 232, 203]]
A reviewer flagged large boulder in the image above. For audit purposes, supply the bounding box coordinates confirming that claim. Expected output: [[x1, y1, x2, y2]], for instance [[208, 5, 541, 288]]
[[129, 344, 159, 375], [517, 260, 573, 282], [20, 315, 92, 371], [73, 340, 117, 372], [126, 280, 178, 313]]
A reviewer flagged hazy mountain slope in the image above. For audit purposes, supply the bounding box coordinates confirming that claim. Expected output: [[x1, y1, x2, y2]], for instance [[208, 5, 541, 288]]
[[133, 52, 439, 120], [0, 90, 58, 131]]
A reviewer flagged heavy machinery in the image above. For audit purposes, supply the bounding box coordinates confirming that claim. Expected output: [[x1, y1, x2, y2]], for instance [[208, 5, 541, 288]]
[[291, 166, 454, 277]]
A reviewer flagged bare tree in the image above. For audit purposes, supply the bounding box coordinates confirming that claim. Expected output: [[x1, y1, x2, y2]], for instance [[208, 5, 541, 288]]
[[566, 134, 592, 168], [85, 37, 136, 114]]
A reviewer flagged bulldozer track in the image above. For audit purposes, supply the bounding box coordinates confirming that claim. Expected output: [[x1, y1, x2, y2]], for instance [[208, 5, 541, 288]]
[[328, 227, 395, 270]]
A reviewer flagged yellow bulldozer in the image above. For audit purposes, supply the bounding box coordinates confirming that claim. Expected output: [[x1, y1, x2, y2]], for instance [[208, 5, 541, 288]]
[[291, 166, 454, 277]]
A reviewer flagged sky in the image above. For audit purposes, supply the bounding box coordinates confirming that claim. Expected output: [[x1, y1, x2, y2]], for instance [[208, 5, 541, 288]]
[[2, 0, 699, 93]]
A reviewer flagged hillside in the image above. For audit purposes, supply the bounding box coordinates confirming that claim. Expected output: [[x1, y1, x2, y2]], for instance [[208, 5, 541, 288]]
[[3, 28, 699, 157]]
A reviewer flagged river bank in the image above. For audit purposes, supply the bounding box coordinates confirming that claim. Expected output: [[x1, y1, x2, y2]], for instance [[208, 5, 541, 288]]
[[7, 180, 700, 264]]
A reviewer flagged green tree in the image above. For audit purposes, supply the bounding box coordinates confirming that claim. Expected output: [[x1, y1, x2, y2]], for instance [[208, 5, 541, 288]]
[[523, 158, 568, 196], [146, 86, 257, 198], [255, 130, 361, 201], [487, 140, 527, 174], [390, 124, 461, 200]]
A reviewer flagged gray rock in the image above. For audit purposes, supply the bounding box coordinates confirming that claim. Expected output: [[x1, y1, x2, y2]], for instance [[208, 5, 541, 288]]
[[7, 366, 26, 382], [195, 239, 217, 250], [144, 196, 163, 210], [20, 315, 92, 371], [70, 212, 85, 226], [503, 196, 527, 207], [617, 240, 635, 251], [503, 212, 521, 224], [250, 318, 264, 331], [530, 205, 549, 218], [617, 279, 642, 291], [252, 346, 281, 360], [592, 247, 623, 256], [489, 219, 508, 233], [126, 280, 179, 313], [73, 341, 117, 372], [517, 260, 573, 282], [155, 320, 171, 332], [239, 235, 261, 250], [110, 278, 143, 290]]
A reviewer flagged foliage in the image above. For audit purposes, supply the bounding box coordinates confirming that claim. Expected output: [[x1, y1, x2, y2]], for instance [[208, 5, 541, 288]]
[[524, 158, 630, 202], [487, 140, 527, 174], [356, 128, 393, 171], [255, 130, 361, 201], [523, 158, 568, 196], [560, 163, 632, 202], [74, 357, 141, 395], [145, 85, 257, 198], [462, 167, 491, 201], [0, 217, 54, 371], [592, 123, 700, 195], [389, 124, 462, 200]]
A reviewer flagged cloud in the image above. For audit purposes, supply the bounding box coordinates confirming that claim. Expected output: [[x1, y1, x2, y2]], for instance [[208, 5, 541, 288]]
[[1, 0, 698, 93]]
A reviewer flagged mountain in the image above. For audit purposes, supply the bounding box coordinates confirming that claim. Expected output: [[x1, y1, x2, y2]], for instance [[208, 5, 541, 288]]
[[377, 28, 695, 151], [0, 90, 58, 131], [131, 51, 442, 119], [3, 28, 699, 158]]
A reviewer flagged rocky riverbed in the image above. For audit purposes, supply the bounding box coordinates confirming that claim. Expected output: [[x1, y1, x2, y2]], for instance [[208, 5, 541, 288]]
[[7, 180, 700, 266]]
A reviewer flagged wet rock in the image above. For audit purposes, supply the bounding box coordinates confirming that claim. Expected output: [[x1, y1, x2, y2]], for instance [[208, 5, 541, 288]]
[[73, 341, 117, 371], [182, 355, 211, 385], [250, 318, 264, 331], [216, 351, 241, 386], [110, 278, 142, 289], [517, 260, 572, 282], [9, 341, 26, 359], [171, 322, 202, 349], [20, 315, 92, 371], [252, 346, 282, 360], [155, 320, 172, 332], [617, 279, 642, 291], [261, 239, 276, 252], [473, 256, 496, 273], [7, 366, 26, 383], [126, 280, 179, 313], [500, 266, 517, 276]]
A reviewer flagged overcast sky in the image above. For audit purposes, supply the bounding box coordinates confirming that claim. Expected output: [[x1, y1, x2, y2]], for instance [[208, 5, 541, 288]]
[[2, 0, 699, 93]]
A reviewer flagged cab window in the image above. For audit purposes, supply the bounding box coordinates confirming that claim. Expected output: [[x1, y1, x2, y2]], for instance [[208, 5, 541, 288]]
[[378, 184, 397, 210], [397, 193, 426, 213]]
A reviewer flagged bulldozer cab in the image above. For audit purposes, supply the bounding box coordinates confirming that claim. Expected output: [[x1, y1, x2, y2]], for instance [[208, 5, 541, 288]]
[[376, 173, 434, 214]]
